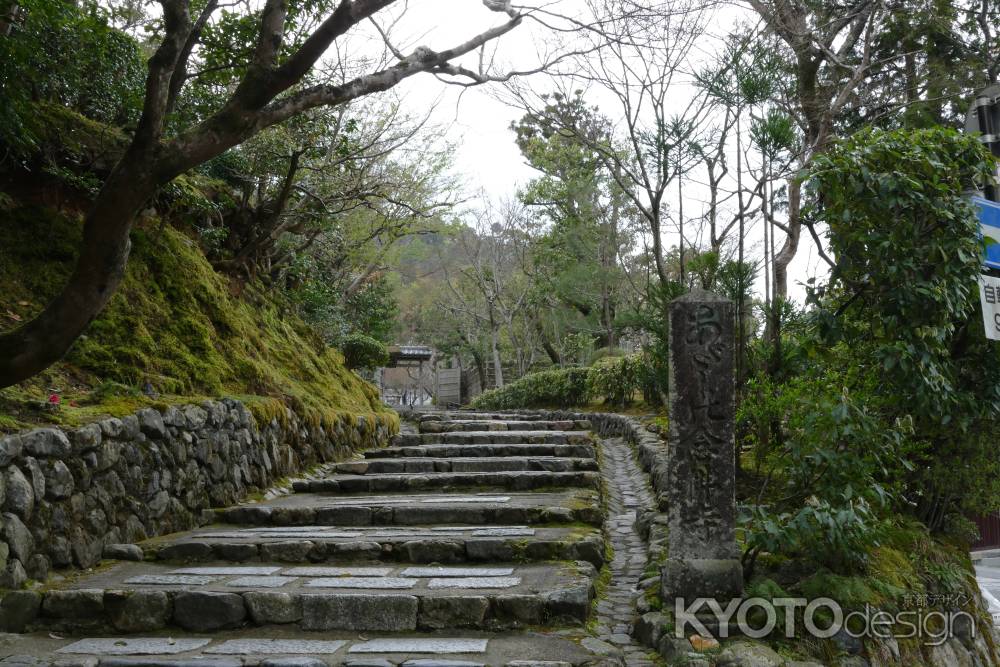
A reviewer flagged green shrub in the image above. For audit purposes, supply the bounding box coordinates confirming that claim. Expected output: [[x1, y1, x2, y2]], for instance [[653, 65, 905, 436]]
[[587, 354, 642, 407], [340, 334, 389, 370], [471, 367, 591, 409]]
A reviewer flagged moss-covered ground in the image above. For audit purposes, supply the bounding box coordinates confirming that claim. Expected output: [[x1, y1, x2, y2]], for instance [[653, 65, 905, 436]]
[[0, 198, 393, 433]]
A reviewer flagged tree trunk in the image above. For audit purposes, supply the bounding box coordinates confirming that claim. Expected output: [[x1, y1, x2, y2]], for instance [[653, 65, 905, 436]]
[[490, 322, 504, 388], [0, 155, 159, 388], [771, 175, 801, 303]]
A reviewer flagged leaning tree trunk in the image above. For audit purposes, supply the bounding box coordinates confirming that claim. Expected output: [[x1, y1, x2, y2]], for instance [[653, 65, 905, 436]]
[[0, 154, 160, 388]]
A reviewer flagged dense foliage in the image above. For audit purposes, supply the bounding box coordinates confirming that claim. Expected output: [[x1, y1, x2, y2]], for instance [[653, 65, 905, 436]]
[[340, 334, 390, 371], [739, 128, 1000, 577], [471, 367, 591, 410]]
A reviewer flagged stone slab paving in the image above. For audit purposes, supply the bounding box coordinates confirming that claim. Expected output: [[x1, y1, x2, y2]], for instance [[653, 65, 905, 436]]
[[66, 561, 584, 595], [291, 470, 601, 494], [366, 444, 597, 459], [418, 421, 591, 433], [144, 525, 606, 567], [392, 432, 594, 446], [332, 456, 598, 475], [214, 490, 603, 527], [7, 628, 600, 665], [205, 639, 349, 654], [57, 639, 213, 655]]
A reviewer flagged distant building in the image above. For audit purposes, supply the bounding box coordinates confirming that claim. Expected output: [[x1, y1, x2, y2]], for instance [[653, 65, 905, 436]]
[[376, 346, 477, 408]]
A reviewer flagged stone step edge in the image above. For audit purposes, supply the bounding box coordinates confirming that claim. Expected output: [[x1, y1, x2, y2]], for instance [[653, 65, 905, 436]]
[[0, 583, 595, 635], [364, 445, 597, 459], [145, 533, 608, 569], [418, 421, 593, 433], [213, 503, 604, 529], [291, 471, 601, 494], [35, 646, 591, 667], [331, 459, 599, 475], [391, 433, 595, 445]]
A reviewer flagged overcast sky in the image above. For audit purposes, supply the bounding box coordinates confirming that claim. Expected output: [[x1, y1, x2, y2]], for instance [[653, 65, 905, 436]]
[[385, 1, 827, 303]]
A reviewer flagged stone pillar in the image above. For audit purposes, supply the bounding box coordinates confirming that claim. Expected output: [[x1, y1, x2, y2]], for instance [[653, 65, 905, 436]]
[[662, 289, 743, 615]]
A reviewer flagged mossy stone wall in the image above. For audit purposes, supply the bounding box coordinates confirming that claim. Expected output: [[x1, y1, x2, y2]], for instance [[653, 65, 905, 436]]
[[0, 398, 397, 588]]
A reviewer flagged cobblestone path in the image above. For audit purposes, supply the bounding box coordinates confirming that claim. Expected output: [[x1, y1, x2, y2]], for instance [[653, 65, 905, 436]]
[[594, 437, 656, 667], [0, 411, 660, 667]]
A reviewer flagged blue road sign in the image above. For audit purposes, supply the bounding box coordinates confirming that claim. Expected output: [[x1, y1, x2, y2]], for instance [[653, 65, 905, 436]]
[[972, 196, 1000, 270]]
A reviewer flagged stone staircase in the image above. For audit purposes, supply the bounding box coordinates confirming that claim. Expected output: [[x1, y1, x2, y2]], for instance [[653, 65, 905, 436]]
[[0, 411, 657, 667]]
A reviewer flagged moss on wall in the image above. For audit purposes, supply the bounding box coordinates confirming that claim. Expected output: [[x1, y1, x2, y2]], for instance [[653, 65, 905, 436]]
[[0, 201, 394, 432]]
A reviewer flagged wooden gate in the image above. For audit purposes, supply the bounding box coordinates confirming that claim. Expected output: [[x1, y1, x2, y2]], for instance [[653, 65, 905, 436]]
[[436, 368, 461, 407], [973, 512, 1000, 550]]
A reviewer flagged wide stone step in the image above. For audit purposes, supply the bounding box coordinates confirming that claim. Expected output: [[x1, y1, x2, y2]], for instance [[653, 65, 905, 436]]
[[6, 562, 595, 634], [419, 420, 591, 434], [15, 629, 602, 666], [292, 470, 600, 494], [366, 443, 597, 459], [419, 412, 550, 422], [144, 525, 607, 567], [332, 456, 597, 475], [216, 490, 604, 528], [392, 431, 593, 446]]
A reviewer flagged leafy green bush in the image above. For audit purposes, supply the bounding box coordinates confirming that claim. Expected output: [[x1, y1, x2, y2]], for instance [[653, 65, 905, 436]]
[[587, 354, 642, 407], [807, 127, 1000, 532], [340, 334, 389, 370], [739, 372, 904, 574], [471, 367, 591, 409], [1, 0, 146, 153]]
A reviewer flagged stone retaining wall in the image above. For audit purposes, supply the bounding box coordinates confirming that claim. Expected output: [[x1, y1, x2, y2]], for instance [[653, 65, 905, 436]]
[[0, 399, 397, 589]]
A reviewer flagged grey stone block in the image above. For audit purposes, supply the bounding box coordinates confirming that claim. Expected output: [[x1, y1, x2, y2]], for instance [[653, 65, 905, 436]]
[[0, 590, 40, 632], [104, 589, 171, 632], [0, 558, 26, 589], [137, 408, 167, 439], [715, 640, 785, 667], [41, 589, 104, 621], [260, 660, 327, 667], [44, 461, 74, 500], [2, 512, 32, 563], [0, 656, 49, 667], [418, 595, 489, 629], [301, 593, 418, 631], [350, 639, 488, 654], [260, 540, 314, 562], [172, 591, 246, 631], [544, 585, 590, 622], [103, 543, 144, 561], [21, 428, 71, 457], [243, 591, 302, 624], [206, 639, 346, 655], [0, 435, 22, 467], [4, 468, 33, 521], [401, 540, 464, 563], [211, 542, 259, 562], [156, 541, 213, 561], [493, 594, 544, 625]]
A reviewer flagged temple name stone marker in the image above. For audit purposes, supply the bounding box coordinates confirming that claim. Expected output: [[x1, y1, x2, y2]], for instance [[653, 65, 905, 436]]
[[662, 289, 743, 608]]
